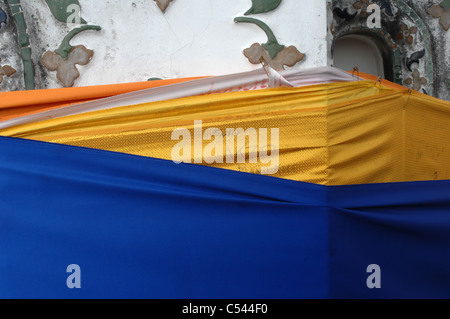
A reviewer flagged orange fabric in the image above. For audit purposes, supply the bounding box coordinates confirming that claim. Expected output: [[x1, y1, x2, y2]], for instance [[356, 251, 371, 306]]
[[0, 72, 407, 122], [349, 71, 410, 91], [0, 77, 203, 121]]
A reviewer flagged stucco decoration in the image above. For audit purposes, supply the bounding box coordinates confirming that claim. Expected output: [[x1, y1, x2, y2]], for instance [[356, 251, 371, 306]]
[[243, 43, 305, 71], [153, 0, 173, 13], [395, 1, 434, 95], [53, 25, 101, 59], [41, 45, 93, 87], [331, 0, 436, 97], [406, 49, 425, 72], [0, 58, 16, 84], [352, 0, 371, 18], [44, 0, 87, 24], [235, 17, 284, 59], [40, 0, 102, 88], [234, 15, 304, 71], [41, 25, 101, 87], [404, 69, 427, 91], [244, 0, 282, 15], [427, 1, 450, 31], [397, 22, 417, 45]]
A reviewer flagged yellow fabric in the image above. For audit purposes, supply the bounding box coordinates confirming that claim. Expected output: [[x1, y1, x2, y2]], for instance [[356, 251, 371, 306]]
[[1, 80, 449, 185]]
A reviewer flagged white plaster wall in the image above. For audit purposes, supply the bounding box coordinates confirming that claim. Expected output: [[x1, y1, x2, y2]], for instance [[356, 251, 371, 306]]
[[0, 17, 23, 91], [23, 0, 329, 88]]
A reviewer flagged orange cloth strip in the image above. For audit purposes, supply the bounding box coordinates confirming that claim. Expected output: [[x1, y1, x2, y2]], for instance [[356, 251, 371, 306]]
[[0, 77, 203, 121]]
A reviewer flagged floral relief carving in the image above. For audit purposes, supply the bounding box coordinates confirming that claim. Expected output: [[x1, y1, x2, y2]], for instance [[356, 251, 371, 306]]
[[427, 2, 450, 31], [353, 0, 371, 18], [397, 23, 418, 45], [41, 25, 101, 87], [41, 45, 93, 87], [234, 16, 305, 71], [243, 43, 304, 71], [404, 69, 428, 92], [0, 58, 16, 84]]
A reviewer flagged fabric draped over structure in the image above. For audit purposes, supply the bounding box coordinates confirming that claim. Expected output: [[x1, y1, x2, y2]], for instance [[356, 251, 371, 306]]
[[0, 68, 449, 185], [0, 67, 449, 298]]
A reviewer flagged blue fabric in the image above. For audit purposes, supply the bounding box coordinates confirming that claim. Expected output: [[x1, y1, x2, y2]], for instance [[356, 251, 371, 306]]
[[0, 136, 449, 299]]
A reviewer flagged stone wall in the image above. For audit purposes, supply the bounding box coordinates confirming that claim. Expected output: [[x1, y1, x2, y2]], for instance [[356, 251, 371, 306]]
[[0, 0, 327, 90], [0, 0, 448, 101], [329, 0, 449, 101]]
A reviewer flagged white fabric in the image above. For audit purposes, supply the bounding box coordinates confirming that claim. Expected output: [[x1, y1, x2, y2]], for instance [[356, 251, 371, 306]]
[[0, 66, 361, 129]]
